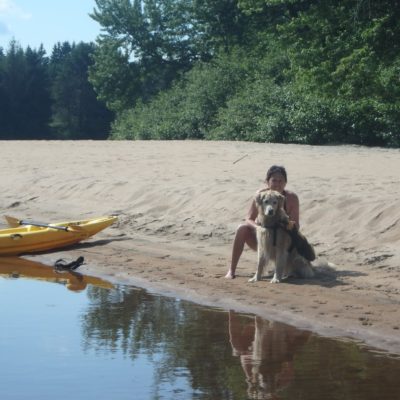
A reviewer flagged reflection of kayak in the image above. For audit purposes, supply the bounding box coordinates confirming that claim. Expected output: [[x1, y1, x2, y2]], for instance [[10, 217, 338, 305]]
[[0, 256, 114, 292], [0, 215, 117, 256]]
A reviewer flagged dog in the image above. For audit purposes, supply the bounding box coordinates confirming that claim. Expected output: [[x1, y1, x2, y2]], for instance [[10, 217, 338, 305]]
[[248, 190, 314, 283]]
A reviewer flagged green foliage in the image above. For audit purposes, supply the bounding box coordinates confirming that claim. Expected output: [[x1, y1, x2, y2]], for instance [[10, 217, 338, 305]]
[[0, 39, 113, 139], [111, 49, 250, 139], [88, 37, 141, 113], [0, 41, 51, 139], [89, 0, 204, 112], [210, 78, 288, 142], [50, 42, 113, 139], [2, 1, 400, 145], [192, 0, 249, 49], [90, 0, 251, 113], [109, 0, 400, 147], [210, 79, 344, 144]]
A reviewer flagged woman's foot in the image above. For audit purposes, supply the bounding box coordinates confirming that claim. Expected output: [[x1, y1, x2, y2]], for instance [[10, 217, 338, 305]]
[[224, 270, 236, 279]]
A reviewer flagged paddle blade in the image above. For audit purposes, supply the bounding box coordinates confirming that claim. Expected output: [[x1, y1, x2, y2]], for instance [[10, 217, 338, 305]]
[[5, 215, 20, 227]]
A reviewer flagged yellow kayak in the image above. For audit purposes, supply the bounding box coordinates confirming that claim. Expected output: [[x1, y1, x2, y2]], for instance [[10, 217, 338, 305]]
[[0, 215, 118, 256], [0, 256, 114, 291]]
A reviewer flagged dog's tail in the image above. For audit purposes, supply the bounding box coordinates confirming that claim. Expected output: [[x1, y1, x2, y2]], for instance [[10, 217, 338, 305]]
[[311, 259, 337, 279]]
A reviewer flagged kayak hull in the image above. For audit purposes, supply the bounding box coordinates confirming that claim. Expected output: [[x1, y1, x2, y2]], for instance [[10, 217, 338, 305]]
[[0, 216, 118, 256]]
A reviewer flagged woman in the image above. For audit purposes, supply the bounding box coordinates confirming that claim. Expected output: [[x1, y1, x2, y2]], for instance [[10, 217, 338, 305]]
[[225, 165, 299, 279]]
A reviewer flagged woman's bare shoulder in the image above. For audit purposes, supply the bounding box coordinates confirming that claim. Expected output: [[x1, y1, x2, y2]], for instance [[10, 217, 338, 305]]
[[284, 190, 299, 207], [284, 189, 298, 198], [255, 187, 268, 195]]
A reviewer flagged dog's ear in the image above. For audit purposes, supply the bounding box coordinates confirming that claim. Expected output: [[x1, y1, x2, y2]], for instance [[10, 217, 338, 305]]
[[255, 192, 262, 205]]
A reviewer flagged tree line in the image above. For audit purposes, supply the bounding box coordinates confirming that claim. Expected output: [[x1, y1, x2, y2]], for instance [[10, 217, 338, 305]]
[[1, 0, 400, 146], [0, 40, 112, 139]]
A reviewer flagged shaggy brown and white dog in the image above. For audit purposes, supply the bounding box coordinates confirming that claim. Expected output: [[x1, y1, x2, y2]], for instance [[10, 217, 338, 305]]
[[248, 190, 314, 283]]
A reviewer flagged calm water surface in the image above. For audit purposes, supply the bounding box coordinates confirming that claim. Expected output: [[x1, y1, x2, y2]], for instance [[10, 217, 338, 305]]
[[1, 264, 400, 400]]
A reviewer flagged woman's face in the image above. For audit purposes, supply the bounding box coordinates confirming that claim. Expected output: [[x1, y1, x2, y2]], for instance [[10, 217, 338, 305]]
[[267, 172, 287, 193]]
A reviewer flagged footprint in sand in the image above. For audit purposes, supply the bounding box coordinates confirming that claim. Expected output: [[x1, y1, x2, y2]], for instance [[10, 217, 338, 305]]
[[8, 201, 21, 208], [359, 316, 373, 326]]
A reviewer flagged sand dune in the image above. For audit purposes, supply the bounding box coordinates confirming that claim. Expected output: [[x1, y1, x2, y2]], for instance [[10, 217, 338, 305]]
[[1, 140, 399, 353]]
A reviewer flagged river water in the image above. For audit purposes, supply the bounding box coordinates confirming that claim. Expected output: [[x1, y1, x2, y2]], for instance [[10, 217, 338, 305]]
[[1, 265, 400, 400]]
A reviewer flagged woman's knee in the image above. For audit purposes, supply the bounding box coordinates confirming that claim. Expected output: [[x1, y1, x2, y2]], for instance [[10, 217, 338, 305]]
[[235, 223, 252, 238], [235, 224, 256, 247]]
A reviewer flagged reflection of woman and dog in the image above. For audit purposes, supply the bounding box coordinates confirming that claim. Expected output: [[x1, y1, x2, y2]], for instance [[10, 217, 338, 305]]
[[228, 310, 311, 399]]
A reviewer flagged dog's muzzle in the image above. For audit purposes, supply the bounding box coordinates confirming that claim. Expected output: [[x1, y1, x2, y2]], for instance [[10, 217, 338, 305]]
[[264, 205, 275, 216]]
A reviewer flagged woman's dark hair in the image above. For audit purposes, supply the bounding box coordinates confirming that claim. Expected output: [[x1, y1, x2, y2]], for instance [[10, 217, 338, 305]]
[[265, 165, 287, 182]]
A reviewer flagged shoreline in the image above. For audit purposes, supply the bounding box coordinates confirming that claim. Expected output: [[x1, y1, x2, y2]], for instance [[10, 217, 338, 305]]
[[1, 140, 399, 356], [28, 233, 400, 357]]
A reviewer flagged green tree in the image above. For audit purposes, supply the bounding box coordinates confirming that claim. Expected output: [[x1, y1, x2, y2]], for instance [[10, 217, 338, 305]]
[[191, 0, 248, 50], [49, 42, 113, 139], [88, 36, 143, 112], [89, 0, 248, 112], [24, 46, 52, 137], [89, 0, 199, 112], [0, 40, 51, 139], [94, 0, 400, 146], [110, 49, 250, 139]]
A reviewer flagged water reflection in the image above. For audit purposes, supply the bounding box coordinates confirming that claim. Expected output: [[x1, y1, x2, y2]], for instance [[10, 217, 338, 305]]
[[229, 311, 310, 399], [0, 256, 113, 291], [78, 285, 400, 400], [1, 267, 400, 399]]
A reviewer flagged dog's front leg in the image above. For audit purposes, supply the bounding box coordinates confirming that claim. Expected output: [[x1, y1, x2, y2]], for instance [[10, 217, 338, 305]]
[[270, 251, 288, 283], [249, 227, 268, 282], [249, 253, 268, 282]]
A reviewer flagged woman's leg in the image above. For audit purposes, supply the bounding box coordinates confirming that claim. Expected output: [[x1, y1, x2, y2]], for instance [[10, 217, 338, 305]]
[[225, 223, 257, 278]]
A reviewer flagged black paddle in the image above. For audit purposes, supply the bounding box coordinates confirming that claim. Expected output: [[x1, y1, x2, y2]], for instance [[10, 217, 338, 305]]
[[5, 215, 84, 232]]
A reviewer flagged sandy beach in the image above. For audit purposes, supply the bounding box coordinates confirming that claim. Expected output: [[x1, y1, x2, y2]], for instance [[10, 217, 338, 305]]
[[1, 140, 400, 355]]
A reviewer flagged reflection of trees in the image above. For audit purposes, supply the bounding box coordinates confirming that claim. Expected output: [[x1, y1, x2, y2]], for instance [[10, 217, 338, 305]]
[[82, 286, 181, 358], [81, 286, 246, 399], [81, 286, 400, 400]]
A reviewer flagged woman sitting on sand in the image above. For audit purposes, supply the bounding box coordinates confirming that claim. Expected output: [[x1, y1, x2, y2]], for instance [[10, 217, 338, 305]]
[[225, 165, 299, 279]]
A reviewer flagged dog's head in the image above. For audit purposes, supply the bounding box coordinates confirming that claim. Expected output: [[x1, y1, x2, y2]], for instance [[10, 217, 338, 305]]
[[255, 190, 285, 217]]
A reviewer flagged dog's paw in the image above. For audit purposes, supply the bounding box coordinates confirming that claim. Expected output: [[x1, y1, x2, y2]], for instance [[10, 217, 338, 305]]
[[257, 226, 267, 234], [248, 276, 259, 283], [270, 276, 281, 283]]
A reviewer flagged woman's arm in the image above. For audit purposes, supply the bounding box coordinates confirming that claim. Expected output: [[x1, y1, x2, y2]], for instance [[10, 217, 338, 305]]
[[245, 199, 259, 227], [285, 191, 300, 228]]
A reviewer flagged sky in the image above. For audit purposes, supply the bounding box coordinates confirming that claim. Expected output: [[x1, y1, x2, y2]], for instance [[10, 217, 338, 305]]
[[0, 0, 102, 55]]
